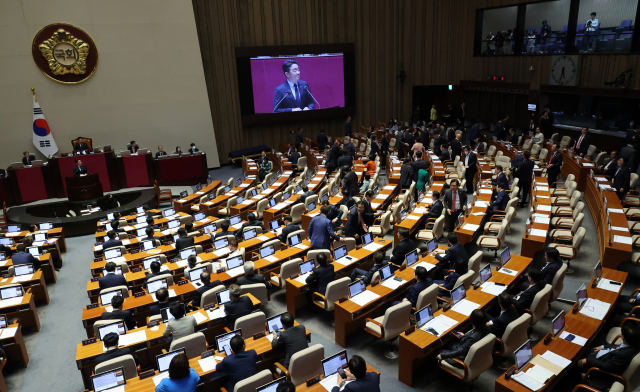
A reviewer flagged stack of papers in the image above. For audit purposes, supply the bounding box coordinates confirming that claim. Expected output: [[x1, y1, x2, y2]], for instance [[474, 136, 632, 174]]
[[265, 255, 279, 263], [540, 351, 571, 369], [12, 274, 34, 283], [412, 261, 436, 271], [192, 312, 209, 324], [610, 226, 629, 232], [175, 260, 188, 268], [512, 371, 544, 391], [529, 229, 548, 237], [421, 314, 458, 335], [474, 201, 487, 207], [613, 235, 632, 245], [153, 372, 170, 386], [463, 223, 480, 232], [537, 205, 551, 211], [213, 248, 230, 257], [596, 279, 623, 293], [579, 298, 611, 320], [256, 235, 270, 241], [481, 282, 508, 296], [294, 273, 311, 285], [118, 330, 147, 346], [381, 278, 406, 290], [414, 207, 427, 214], [335, 256, 355, 266], [293, 244, 309, 250], [406, 215, 420, 220], [534, 216, 550, 224], [451, 299, 481, 316], [349, 290, 380, 306], [198, 356, 218, 372], [207, 306, 226, 320], [608, 208, 624, 213], [0, 327, 18, 339], [320, 373, 353, 392], [363, 242, 384, 252]]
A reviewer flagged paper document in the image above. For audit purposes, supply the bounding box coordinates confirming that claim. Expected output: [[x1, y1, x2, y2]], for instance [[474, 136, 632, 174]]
[[610, 226, 629, 232], [534, 216, 550, 224], [265, 255, 279, 263], [293, 244, 309, 250], [535, 186, 549, 191], [12, 274, 34, 283], [0, 297, 25, 308], [481, 282, 508, 296], [257, 235, 270, 241], [122, 239, 131, 245], [406, 215, 420, 220], [596, 278, 622, 293], [608, 208, 624, 213], [540, 351, 571, 369], [198, 356, 217, 372], [463, 223, 479, 232], [479, 189, 492, 194], [177, 199, 187, 203], [153, 372, 170, 386], [381, 278, 406, 290], [118, 330, 147, 346], [213, 248, 230, 257], [474, 201, 487, 207], [349, 290, 381, 306], [192, 311, 209, 324], [526, 364, 555, 384], [109, 256, 127, 263], [335, 256, 355, 266], [319, 373, 354, 392], [451, 299, 481, 316], [421, 314, 458, 335], [295, 273, 311, 285], [579, 298, 611, 320], [512, 372, 544, 391], [536, 205, 551, 211], [529, 229, 548, 237], [226, 267, 244, 277], [231, 223, 244, 230], [175, 260, 188, 268], [207, 307, 226, 320], [384, 185, 396, 190], [498, 268, 518, 276], [613, 235, 632, 245], [0, 327, 18, 339], [559, 331, 588, 346], [414, 207, 427, 214], [363, 242, 384, 252], [472, 212, 485, 216], [411, 261, 436, 271], [595, 177, 608, 182], [582, 163, 594, 167]]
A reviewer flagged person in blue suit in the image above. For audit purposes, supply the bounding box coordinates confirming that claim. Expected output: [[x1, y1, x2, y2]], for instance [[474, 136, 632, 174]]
[[389, 266, 432, 308], [434, 232, 469, 279], [350, 251, 387, 285], [468, 120, 480, 145], [11, 244, 42, 270], [308, 206, 344, 250], [491, 165, 508, 189], [102, 230, 123, 250], [488, 181, 509, 216], [216, 335, 258, 392], [434, 258, 467, 297], [332, 355, 380, 392], [98, 261, 127, 290], [273, 59, 315, 112]]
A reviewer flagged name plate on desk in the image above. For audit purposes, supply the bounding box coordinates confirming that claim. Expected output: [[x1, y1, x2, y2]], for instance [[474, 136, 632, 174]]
[[139, 370, 156, 380], [206, 248, 213, 253], [91, 277, 99, 282], [290, 273, 299, 279], [178, 280, 188, 286], [147, 320, 159, 329], [82, 337, 96, 346], [405, 325, 416, 335], [253, 331, 266, 340], [86, 303, 99, 310], [201, 350, 214, 359], [94, 258, 103, 262], [172, 258, 180, 263], [134, 292, 146, 298], [307, 375, 321, 387], [94, 242, 101, 246], [131, 267, 141, 273], [204, 303, 218, 311], [338, 296, 348, 303], [131, 250, 139, 254]]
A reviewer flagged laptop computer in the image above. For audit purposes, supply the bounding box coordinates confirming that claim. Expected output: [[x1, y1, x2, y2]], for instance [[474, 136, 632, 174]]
[[514, 340, 533, 370], [321, 350, 349, 378], [405, 249, 419, 267], [91, 367, 126, 392], [0, 238, 13, 246], [322, 193, 330, 202], [348, 280, 366, 299], [7, 225, 20, 233], [162, 208, 176, 218], [216, 289, 232, 305], [244, 228, 257, 241], [97, 320, 126, 341], [378, 264, 394, 282], [142, 257, 161, 270], [14, 264, 34, 277], [298, 259, 315, 276], [0, 314, 7, 329], [226, 256, 244, 273], [215, 329, 242, 356], [288, 234, 301, 247], [451, 285, 466, 306], [180, 247, 197, 260], [156, 349, 186, 373], [334, 245, 353, 263], [427, 239, 438, 254], [141, 240, 156, 251], [165, 220, 179, 230], [27, 247, 42, 257], [576, 283, 588, 309], [361, 233, 373, 247], [214, 238, 229, 250], [269, 198, 277, 208], [179, 191, 188, 198], [99, 289, 122, 306], [268, 220, 280, 233], [161, 304, 185, 324], [193, 212, 206, 222], [266, 313, 285, 334], [202, 223, 216, 235], [147, 278, 168, 294], [136, 216, 146, 224], [415, 304, 434, 330], [39, 222, 53, 231], [136, 206, 145, 214], [104, 248, 122, 260], [188, 266, 207, 282], [236, 196, 245, 204], [236, 178, 242, 187], [500, 247, 511, 266], [259, 245, 275, 259], [283, 191, 291, 200], [229, 215, 242, 226], [136, 227, 148, 237]]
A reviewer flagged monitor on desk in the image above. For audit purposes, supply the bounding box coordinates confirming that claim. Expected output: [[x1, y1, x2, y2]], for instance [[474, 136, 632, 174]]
[[260, 245, 275, 259], [180, 247, 197, 260], [229, 215, 242, 226], [147, 278, 168, 294], [322, 349, 349, 378], [0, 252, 5, 261], [268, 220, 279, 232], [162, 208, 175, 218], [7, 225, 20, 233], [196, 183, 203, 191], [226, 185, 232, 193], [97, 320, 126, 340], [262, 182, 268, 190], [307, 201, 316, 212], [91, 367, 126, 392], [479, 264, 492, 283], [427, 239, 437, 253], [266, 313, 284, 333], [322, 193, 330, 202], [379, 264, 393, 282], [400, 209, 407, 221], [216, 289, 232, 305], [415, 304, 433, 329], [405, 249, 419, 267], [216, 329, 241, 355], [194, 212, 206, 222], [0, 238, 12, 246], [207, 178, 213, 185], [99, 289, 122, 306], [104, 223, 113, 232], [135, 228, 148, 238], [251, 189, 258, 198], [257, 378, 286, 392], [458, 214, 465, 228], [106, 213, 115, 221], [236, 178, 242, 187], [208, 193, 216, 201], [143, 257, 161, 270], [104, 248, 122, 260], [451, 285, 466, 306], [14, 264, 34, 277], [136, 216, 146, 224], [156, 348, 186, 373], [500, 247, 511, 266], [0, 315, 7, 329], [243, 228, 257, 241], [180, 191, 188, 198], [410, 200, 416, 212], [283, 191, 291, 200], [333, 186, 339, 196], [214, 238, 229, 250], [141, 240, 156, 251], [236, 196, 245, 204], [417, 191, 424, 202], [39, 222, 53, 231], [27, 247, 42, 256], [552, 310, 566, 337], [348, 279, 366, 298], [576, 283, 588, 309], [594, 261, 603, 282], [203, 224, 216, 235], [374, 187, 379, 197], [269, 198, 277, 208], [136, 206, 145, 214], [288, 233, 301, 247], [226, 256, 244, 271], [167, 220, 180, 230], [189, 267, 207, 282], [295, 185, 302, 193], [334, 245, 347, 261], [361, 233, 373, 246], [515, 340, 533, 370], [299, 259, 315, 275]]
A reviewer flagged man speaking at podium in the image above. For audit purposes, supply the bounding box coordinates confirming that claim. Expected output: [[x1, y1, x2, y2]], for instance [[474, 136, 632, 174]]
[[73, 159, 90, 177], [273, 59, 315, 113]]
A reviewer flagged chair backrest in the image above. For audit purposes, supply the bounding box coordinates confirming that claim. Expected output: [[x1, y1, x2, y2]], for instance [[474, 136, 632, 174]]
[[560, 136, 571, 147], [573, 201, 584, 218], [500, 314, 532, 356], [621, 352, 640, 391], [530, 284, 553, 325], [551, 133, 559, 143], [240, 283, 268, 306], [305, 195, 319, 209], [565, 180, 577, 195], [255, 199, 269, 218], [93, 319, 127, 338], [99, 285, 130, 299], [169, 332, 207, 359], [279, 258, 301, 281], [632, 173, 639, 189], [179, 215, 194, 225], [463, 333, 496, 381], [147, 273, 173, 287], [306, 250, 330, 264], [550, 263, 568, 302], [378, 211, 392, 236], [339, 205, 349, 219], [297, 156, 308, 170], [531, 144, 541, 155], [323, 277, 350, 311], [569, 190, 581, 207], [572, 227, 586, 250], [200, 285, 226, 307], [233, 369, 273, 392], [538, 149, 548, 161], [433, 215, 445, 240], [381, 301, 412, 340], [522, 139, 532, 150], [94, 354, 138, 380], [287, 229, 306, 244], [415, 283, 439, 312], [468, 251, 483, 282], [594, 152, 606, 167], [226, 196, 238, 210], [487, 145, 496, 157], [457, 270, 475, 290], [290, 204, 305, 222], [570, 213, 584, 233], [262, 239, 281, 252], [113, 260, 130, 274], [289, 344, 324, 386], [234, 311, 266, 338]]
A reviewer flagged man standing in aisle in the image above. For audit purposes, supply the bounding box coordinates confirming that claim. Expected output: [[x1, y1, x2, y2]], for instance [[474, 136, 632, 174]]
[[308, 206, 345, 250], [444, 179, 467, 231]]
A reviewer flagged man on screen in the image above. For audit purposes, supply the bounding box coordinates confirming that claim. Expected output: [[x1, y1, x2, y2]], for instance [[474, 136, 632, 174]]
[[273, 59, 315, 112]]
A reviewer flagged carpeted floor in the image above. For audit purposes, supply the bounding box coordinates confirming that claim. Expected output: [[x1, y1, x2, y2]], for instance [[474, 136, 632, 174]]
[[5, 161, 639, 392]]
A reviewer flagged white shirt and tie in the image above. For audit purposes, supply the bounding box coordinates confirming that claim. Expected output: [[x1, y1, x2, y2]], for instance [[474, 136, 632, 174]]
[[576, 134, 585, 149], [604, 158, 615, 170], [596, 344, 627, 359], [287, 79, 300, 101]]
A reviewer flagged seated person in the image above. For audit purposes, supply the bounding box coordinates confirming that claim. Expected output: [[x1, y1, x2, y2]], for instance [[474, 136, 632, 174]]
[[237, 261, 272, 291], [294, 185, 315, 205], [143, 261, 165, 289], [95, 332, 140, 367], [142, 204, 156, 219], [100, 294, 136, 330], [183, 255, 199, 278], [11, 244, 42, 270], [305, 252, 335, 296], [350, 251, 387, 285], [226, 238, 242, 259], [128, 140, 139, 153], [333, 355, 381, 392], [224, 284, 252, 327], [102, 230, 123, 250], [191, 272, 223, 307], [389, 266, 431, 308], [99, 261, 127, 291], [174, 146, 183, 156], [155, 145, 167, 159], [512, 269, 546, 315], [434, 232, 469, 279], [141, 227, 156, 243], [271, 312, 308, 369], [213, 220, 233, 239], [615, 290, 640, 316], [149, 288, 178, 317], [437, 309, 490, 368], [105, 194, 118, 210], [434, 258, 467, 297], [364, 154, 377, 173], [188, 143, 199, 154], [110, 220, 125, 233], [216, 335, 258, 392], [146, 216, 159, 230], [175, 228, 194, 251], [155, 353, 199, 392], [359, 173, 371, 194], [235, 212, 266, 238], [278, 215, 300, 244], [490, 165, 508, 189], [288, 147, 300, 165], [488, 181, 509, 216], [390, 227, 416, 265], [487, 293, 519, 338], [162, 303, 196, 341], [184, 222, 197, 234], [515, 248, 563, 292], [426, 191, 443, 222]]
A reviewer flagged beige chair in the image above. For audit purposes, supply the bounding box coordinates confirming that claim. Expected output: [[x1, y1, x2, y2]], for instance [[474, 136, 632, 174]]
[[198, 285, 226, 308], [494, 314, 531, 369], [550, 191, 581, 215], [94, 355, 139, 380], [261, 239, 281, 252], [546, 263, 568, 318], [254, 199, 269, 219], [525, 284, 552, 340], [240, 283, 268, 306], [270, 258, 301, 288], [560, 135, 571, 148], [275, 344, 324, 386], [476, 220, 508, 260], [548, 227, 586, 273], [417, 215, 445, 242], [584, 348, 640, 392], [413, 283, 439, 313], [99, 285, 130, 302], [286, 229, 306, 245], [550, 201, 584, 227], [93, 319, 128, 339], [290, 204, 305, 224], [549, 213, 584, 242], [295, 156, 308, 173], [364, 301, 411, 358], [219, 196, 238, 216], [369, 211, 392, 237], [169, 332, 208, 359], [333, 237, 356, 252], [438, 333, 496, 389], [484, 207, 515, 235], [225, 369, 272, 392], [467, 251, 483, 282], [312, 277, 350, 315], [235, 311, 266, 338], [146, 273, 173, 288], [550, 180, 577, 198]]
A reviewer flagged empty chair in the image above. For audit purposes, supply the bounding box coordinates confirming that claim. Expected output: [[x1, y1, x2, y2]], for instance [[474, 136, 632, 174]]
[[333, 237, 356, 252], [416, 215, 445, 242], [94, 355, 139, 381], [240, 283, 268, 306], [467, 251, 483, 282], [275, 344, 324, 386], [312, 277, 350, 313], [169, 332, 208, 359], [234, 311, 266, 338], [364, 301, 412, 358], [93, 319, 128, 338], [526, 284, 552, 340], [254, 199, 269, 219], [219, 196, 238, 216], [290, 204, 304, 224], [476, 220, 508, 259], [548, 227, 586, 273], [560, 136, 571, 148], [269, 258, 300, 288], [549, 213, 584, 242], [438, 333, 496, 390], [494, 314, 532, 369], [550, 201, 584, 227], [369, 211, 392, 237], [551, 191, 581, 214], [228, 369, 272, 392]]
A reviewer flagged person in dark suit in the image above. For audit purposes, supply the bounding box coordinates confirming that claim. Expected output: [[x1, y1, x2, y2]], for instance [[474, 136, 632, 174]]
[[224, 284, 253, 327], [613, 157, 631, 199], [578, 324, 640, 390], [447, 125, 458, 143], [278, 216, 300, 244], [350, 251, 387, 285], [389, 265, 431, 308], [308, 207, 344, 250], [573, 127, 591, 157], [217, 337, 258, 392], [155, 145, 167, 159], [450, 133, 463, 160], [511, 152, 524, 171], [188, 143, 199, 154], [614, 290, 640, 316], [273, 60, 315, 112], [345, 116, 353, 137], [295, 128, 304, 147], [596, 151, 618, 176], [175, 228, 194, 251], [99, 261, 127, 291], [362, 191, 383, 224], [390, 227, 417, 265], [72, 159, 90, 176], [317, 130, 328, 151], [110, 219, 125, 234], [537, 248, 564, 286], [145, 217, 159, 231], [341, 166, 359, 198], [437, 310, 491, 368], [487, 293, 519, 338], [127, 141, 139, 153], [237, 261, 272, 290], [74, 137, 90, 151], [494, 117, 507, 140], [345, 140, 356, 160], [22, 151, 35, 166], [490, 166, 508, 189], [512, 269, 546, 315], [411, 151, 430, 183], [473, 137, 486, 154], [380, 133, 389, 165], [425, 191, 443, 229], [544, 143, 563, 187], [100, 294, 136, 330], [526, 119, 536, 138], [506, 128, 518, 144], [95, 333, 140, 367], [343, 201, 369, 244], [434, 232, 469, 278], [271, 312, 308, 369], [305, 252, 335, 295], [142, 261, 165, 289], [434, 131, 445, 156], [488, 181, 509, 216], [332, 355, 381, 392], [402, 129, 415, 156], [515, 151, 535, 207], [443, 180, 468, 231], [295, 185, 315, 205], [191, 272, 224, 307], [420, 126, 430, 148], [213, 220, 233, 240], [457, 103, 466, 126], [468, 120, 480, 145], [235, 212, 266, 238], [434, 258, 467, 297], [440, 143, 451, 162], [321, 200, 343, 229], [399, 158, 414, 190], [148, 288, 178, 317], [336, 187, 355, 211], [288, 147, 300, 165], [102, 230, 123, 250], [462, 147, 478, 194]]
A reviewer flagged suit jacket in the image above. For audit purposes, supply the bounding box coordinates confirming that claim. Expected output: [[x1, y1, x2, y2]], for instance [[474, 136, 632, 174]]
[[440, 326, 491, 360], [614, 165, 631, 193], [540, 260, 563, 285], [317, 133, 328, 150], [403, 132, 415, 152], [175, 236, 195, 251], [619, 146, 635, 162], [440, 271, 461, 295], [400, 165, 414, 188], [342, 171, 359, 197], [305, 264, 335, 295], [288, 152, 300, 164], [491, 172, 508, 187], [72, 165, 89, 176], [271, 325, 308, 369], [345, 120, 352, 136], [447, 128, 457, 142], [273, 80, 314, 112], [103, 238, 123, 250], [489, 306, 519, 338], [404, 280, 432, 307], [326, 205, 342, 222], [11, 251, 41, 269], [391, 238, 417, 264], [435, 243, 469, 266], [491, 190, 509, 212], [574, 134, 591, 156], [278, 223, 301, 244], [295, 132, 304, 146], [451, 139, 462, 159], [546, 151, 563, 174], [346, 143, 356, 159], [586, 344, 639, 375], [149, 299, 178, 317], [411, 160, 429, 182], [155, 151, 167, 159], [162, 315, 196, 341], [98, 272, 127, 291], [100, 309, 136, 330], [295, 190, 315, 205], [74, 142, 89, 151], [332, 372, 380, 392], [192, 280, 224, 307], [224, 296, 253, 327], [434, 136, 445, 156], [308, 215, 340, 250], [507, 133, 518, 144], [188, 147, 199, 154], [463, 153, 478, 176], [515, 283, 546, 314], [361, 262, 387, 285], [95, 347, 140, 367], [214, 231, 234, 240], [515, 159, 535, 183], [443, 188, 467, 211], [494, 121, 506, 140], [128, 145, 139, 153], [468, 124, 479, 142], [237, 274, 272, 291], [217, 350, 258, 392], [428, 200, 444, 220], [381, 136, 389, 152], [511, 154, 524, 169], [343, 209, 367, 238], [22, 156, 34, 166]]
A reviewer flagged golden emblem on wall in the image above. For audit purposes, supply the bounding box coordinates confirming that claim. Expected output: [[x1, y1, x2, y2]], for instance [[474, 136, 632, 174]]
[[39, 29, 89, 75]]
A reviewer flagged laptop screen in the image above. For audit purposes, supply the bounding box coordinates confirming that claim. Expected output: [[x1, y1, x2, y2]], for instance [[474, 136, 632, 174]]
[[229, 215, 241, 226], [415, 304, 433, 328], [142, 240, 156, 251], [379, 265, 393, 281], [92, 368, 125, 392], [500, 247, 511, 266], [288, 234, 301, 247], [259, 245, 275, 259], [251, 189, 258, 197], [594, 261, 603, 280], [576, 283, 588, 308], [194, 212, 206, 221], [203, 224, 216, 235], [147, 278, 168, 294], [137, 206, 145, 214], [244, 229, 257, 241], [362, 233, 373, 246], [180, 191, 188, 198], [400, 210, 407, 221], [161, 305, 184, 324], [104, 223, 113, 232], [216, 289, 231, 305], [167, 220, 180, 229], [226, 256, 244, 270], [236, 178, 241, 186], [262, 182, 268, 190], [28, 247, 42, 256], [322, 193, 329, 202], [39, 222, 53, 230], [269, 220, 279, 232], [100, 290, 122, 306], [348, 280, 365, 298], [0, 253, 4, 261], [107, 213, 115, 221], [515, 340, 533, 370], [136, 228, 147, 237], [14, 264, 33, 277], [216, 329, 241, 354], [256, 377, 286, 392], [266, 313, 284, 333], [480, 264, 492, 283], [214, 238, 228, 250], [143, 257, 161, 270], [405, 249, 419, 267], [97, 320, 126, 340], [269, 199, 277, 207], [180, 248, 197, 260], [189, 267, 207, 282], [451, 285, 466, 305], [104, 248, 121, 260], [156, 348, 186, 373], [334, 245, 347, 260], [307, 202, 316, 211], [333, 187, 339, 195], [0, 238, 12, 246], [299, 260, 314, 275], [163, 208, 175, 218], [136, 216, 146, 224], [552, 310, 565, 337], [321, 350, 348, 377], [427, 239, 437, 253], [284, 191, 291, 200]]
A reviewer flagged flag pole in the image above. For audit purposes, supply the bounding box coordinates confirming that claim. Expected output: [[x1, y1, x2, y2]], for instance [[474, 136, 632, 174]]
[[31, 87, 37, 102]]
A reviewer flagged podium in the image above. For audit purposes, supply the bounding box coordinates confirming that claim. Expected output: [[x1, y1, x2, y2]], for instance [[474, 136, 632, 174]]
[[65, 174, 103, 201]]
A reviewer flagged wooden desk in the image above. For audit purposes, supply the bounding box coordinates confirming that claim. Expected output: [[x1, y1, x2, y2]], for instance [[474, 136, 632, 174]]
[[393, 182, 445, 246], [294, 363, 380, 392], [0, 270, 49, 305], [559, 148, 593, 192], [521, 177, 552, 258], [397, 254, 533, 386], [566, 268, 627, 328], [172, 180, 221, 214], [454, 184, 492, 245], [0, 294, 40, 332], [2, 253, 57, 285], [2, 227, 67, 252]]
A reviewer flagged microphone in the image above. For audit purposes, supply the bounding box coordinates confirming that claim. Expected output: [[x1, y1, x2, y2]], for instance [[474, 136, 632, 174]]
[[305, 86, 321, 109], [273, 91, 291, 112]]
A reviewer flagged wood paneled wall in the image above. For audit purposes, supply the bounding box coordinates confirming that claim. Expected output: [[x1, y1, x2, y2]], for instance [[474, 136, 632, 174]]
[[192, 0, 640, 164]]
